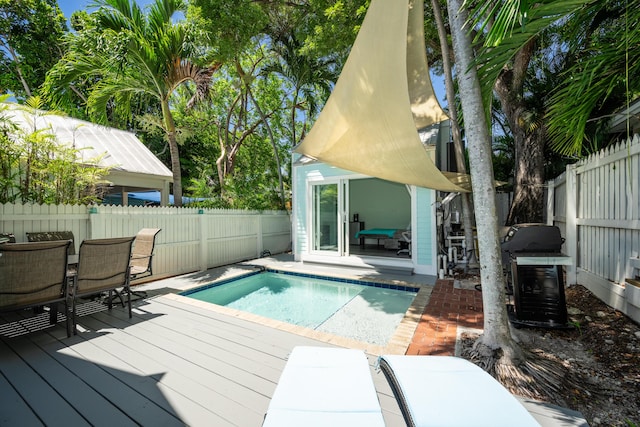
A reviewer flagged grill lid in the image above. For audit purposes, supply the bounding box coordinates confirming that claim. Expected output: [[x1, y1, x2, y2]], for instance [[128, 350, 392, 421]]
[[501, 223, 564, 254]]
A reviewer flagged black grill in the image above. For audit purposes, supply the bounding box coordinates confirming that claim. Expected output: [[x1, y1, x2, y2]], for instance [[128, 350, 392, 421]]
[[501, 224, 570, 328]]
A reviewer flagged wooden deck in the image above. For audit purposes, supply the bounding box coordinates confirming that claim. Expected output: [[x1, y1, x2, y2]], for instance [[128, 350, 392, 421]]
[[0, 293, 405, 427]]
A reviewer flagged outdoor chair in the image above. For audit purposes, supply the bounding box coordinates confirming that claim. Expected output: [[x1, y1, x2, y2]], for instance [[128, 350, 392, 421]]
[[0, 240, 73, 337], [397, 230, 411, 256], [26, 231, 78, 275], [0, 232, 16, 243], [128, 228, 161, 298], [26, 231, 76, 255], [72, 236, 135, 334], [130, 228, 161, 280]]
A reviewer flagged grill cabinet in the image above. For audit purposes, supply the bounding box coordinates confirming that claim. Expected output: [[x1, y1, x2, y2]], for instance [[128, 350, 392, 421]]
[[501, 224, 571, 328]]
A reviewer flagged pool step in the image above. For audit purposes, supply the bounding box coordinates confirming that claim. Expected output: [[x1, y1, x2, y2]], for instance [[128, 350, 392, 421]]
[[376, 265, 414, 276]]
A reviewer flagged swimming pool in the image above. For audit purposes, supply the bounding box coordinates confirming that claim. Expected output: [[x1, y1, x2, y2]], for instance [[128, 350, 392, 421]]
[[181, 270, 418, 346]]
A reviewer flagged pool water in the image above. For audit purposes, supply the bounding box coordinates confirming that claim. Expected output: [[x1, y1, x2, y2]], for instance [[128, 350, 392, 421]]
[[182, 271, 418, 346]]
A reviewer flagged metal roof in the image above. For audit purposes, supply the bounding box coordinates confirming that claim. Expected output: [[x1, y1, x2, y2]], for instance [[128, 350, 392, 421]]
[[6, 104, 172, 179]]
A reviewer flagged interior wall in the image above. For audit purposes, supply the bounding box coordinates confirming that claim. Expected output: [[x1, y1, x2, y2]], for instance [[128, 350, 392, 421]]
[[349, 178, 410, 228]]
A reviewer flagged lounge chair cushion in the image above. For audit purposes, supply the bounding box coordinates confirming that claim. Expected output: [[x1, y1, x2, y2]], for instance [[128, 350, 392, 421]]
[[263, 346, 385, 427], [378, 355, 540, 427]]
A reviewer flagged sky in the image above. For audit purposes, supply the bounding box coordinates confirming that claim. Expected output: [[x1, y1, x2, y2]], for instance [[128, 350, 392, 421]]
[[56, 0, 448, 107], [57, 0, 154, 23]]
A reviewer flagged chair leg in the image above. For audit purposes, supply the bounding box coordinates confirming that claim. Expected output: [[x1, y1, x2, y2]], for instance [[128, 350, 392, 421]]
[[64, 298, 72, 338], [127, 284, 132, 318], [72, 296, 77, 335], [49, 303, 58, 324], [104, 289, 125, 307]]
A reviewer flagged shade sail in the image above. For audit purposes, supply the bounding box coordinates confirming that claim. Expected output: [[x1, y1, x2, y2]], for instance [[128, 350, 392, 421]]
[[295, 0, 469, 192]]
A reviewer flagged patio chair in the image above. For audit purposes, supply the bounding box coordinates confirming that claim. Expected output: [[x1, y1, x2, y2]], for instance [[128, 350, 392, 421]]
[[26, 231, 76, 255], [26, 231, 78, 275], [72, 236, 135, 334], [0, 232, 16, 243], [397, 230, 411, 256], [127, 228, 161, 299], [262, 346, 385, 427], [0, 240, 73, 337], [377, 355, 539, 427]]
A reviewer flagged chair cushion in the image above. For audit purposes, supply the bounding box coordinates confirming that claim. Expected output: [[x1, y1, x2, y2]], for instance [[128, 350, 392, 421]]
[[263, 346, 385, 427]]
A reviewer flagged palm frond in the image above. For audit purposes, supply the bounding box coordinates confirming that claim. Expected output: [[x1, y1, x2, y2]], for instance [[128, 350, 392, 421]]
[[474, 0, 597, 120]]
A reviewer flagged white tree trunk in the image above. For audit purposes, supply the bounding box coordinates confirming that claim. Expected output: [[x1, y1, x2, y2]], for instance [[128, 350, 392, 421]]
[[446, 0, 514, 350], [431, 0, 477, 267]]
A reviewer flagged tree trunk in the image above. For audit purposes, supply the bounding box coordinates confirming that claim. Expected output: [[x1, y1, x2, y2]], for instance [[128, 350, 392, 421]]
[[237, 63, 286, 210], [506, 126, 545, 225], [447, 0, 519, 355], [494, 40, 545, 225], [431, 0, 477, 266], [161, 99, 183, 207], [6, 45, 32, 98]]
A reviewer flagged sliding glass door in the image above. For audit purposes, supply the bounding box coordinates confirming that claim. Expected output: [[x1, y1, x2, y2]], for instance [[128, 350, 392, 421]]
[[311, 180, 349, 255]]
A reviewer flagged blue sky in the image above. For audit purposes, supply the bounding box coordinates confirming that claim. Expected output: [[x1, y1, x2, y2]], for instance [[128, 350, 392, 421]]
[[57, 0, 154, 22], [56, 0, 448, 106]]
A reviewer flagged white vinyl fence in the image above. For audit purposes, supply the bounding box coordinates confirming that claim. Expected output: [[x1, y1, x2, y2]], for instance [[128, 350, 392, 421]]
[[546, 135, 640, 322], [0, 203, 292, 280]]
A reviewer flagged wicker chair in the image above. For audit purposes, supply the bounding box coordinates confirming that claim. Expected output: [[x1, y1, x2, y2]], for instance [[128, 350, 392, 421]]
[[0, 240, 73, 337], [72, 236, 135, 334]]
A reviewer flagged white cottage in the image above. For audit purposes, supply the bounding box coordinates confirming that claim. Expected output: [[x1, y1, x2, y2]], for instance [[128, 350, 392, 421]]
[[5, 103, 173, 205], [290, 0, 470, 275]]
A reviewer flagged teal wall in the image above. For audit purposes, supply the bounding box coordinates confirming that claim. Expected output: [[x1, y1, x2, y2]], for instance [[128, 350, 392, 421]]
[[349, 179, 410, 229], [415, 187, 435, 269]]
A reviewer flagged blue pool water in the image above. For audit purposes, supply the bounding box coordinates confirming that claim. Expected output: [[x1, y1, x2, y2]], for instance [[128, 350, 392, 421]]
[[182, 271, 418, 345]]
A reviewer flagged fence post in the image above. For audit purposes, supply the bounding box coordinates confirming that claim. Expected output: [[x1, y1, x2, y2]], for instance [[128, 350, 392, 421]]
[[88, 205, 99, 239], [199, 209, 208, 271], [257, 214, 263, 257], [546, 180, 554, 225], [565, 164, 578, 285]]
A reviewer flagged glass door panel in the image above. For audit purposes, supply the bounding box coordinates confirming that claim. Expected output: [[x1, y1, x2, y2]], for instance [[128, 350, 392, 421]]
[[312, 183, 339, 253]]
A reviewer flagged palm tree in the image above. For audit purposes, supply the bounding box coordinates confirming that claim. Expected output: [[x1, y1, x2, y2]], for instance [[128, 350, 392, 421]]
[[447, 0, 518, 362], [45, 0, 217, 206], [468, 0, 597, 223], [262, 33, 337, 147], [468, 0, 640, 159]]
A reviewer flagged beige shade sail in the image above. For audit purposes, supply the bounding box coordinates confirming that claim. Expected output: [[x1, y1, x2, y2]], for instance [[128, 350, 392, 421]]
[[295, 0, 470, 192]]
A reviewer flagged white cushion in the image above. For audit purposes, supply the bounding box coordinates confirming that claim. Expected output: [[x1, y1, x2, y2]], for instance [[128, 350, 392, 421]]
[[263, 346, 385, 427], [379, 355, 540, 427]]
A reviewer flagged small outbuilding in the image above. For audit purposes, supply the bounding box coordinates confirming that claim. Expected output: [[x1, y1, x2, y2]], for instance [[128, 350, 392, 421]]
[[5, 103, 173, 206]]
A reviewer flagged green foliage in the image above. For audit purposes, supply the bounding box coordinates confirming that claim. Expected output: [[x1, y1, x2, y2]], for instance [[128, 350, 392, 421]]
[[0, 0, 68, 100], [44, 0, 219, 206], [188, 0, 268, 64], [0, 98, 110, 205], [170, 43, 293, 210], [546, 0, 640, 156]]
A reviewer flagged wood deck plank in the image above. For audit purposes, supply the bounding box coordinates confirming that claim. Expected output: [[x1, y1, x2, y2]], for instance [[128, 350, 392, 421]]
[[33, 326, 191, 426], [1, 295, 408, 427], [73, 309, 264, 426], [0, 336, 90, 427], [10, 333, 138, 427], [0, 347, 46, 427], [94, 310, 281, 398]]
